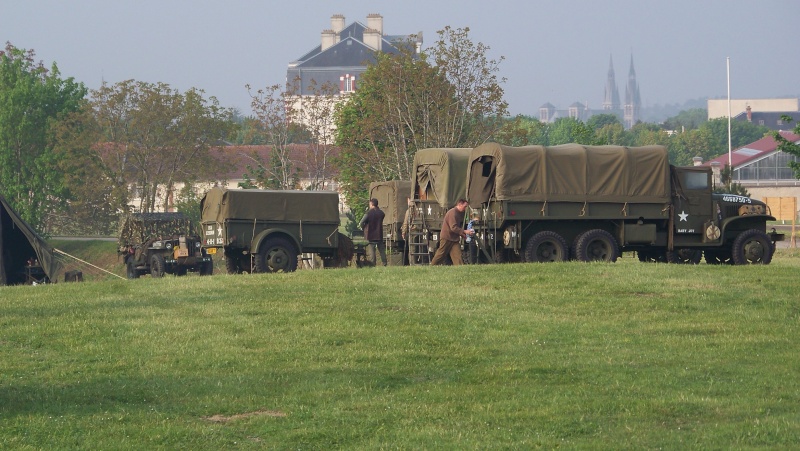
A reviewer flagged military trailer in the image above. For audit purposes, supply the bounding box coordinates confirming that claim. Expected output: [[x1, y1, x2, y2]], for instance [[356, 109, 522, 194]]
[[118, 212, 213, 278], [466, 143, 783, 264], [369, 180, 412, 266], [200, 187, 352, 273], [407, 148, 472, 264]]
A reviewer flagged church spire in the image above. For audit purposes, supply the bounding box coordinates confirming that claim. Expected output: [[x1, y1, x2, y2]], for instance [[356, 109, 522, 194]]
[[603, 54, 620, 111], [623, 54, 641, 128]]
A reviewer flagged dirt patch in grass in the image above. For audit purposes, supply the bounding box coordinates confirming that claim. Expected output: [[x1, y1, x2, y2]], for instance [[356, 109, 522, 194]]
[[203, 410, 287, 423]]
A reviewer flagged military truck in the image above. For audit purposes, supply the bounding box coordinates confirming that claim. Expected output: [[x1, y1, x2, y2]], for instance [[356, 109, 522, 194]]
[[466, 143, 783, 264], [118, 212, 213, 278], [369, 180, 412, 266], [407, 148, 472, 264], [199, 187, 353, 273]]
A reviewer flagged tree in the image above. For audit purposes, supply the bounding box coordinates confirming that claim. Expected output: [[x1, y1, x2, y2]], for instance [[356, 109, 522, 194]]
[[242, 82, 302, 190], [586, 113, 621, 131], [771, 115, 800, 180], [293, 79, 339, 190], [429, 26, 509, 146], [335, 27, 509, 210], [713, 164, 750, 196], [545, 118, 597, 145], [493, 115, 546, 146], [662, 108, 707, 132], [0, 43, 87, 230], [91, 80, 235, 213], [699, 118, 769, 157]]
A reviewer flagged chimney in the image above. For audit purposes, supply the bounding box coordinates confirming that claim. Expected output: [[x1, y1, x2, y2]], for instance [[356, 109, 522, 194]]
[[364, 28, 382, 51], [321, 29, 337, 51], [366, 13, 383, 35], [692, 156, 703, 166], [331, 14, 345, 34], [746, 105, 752, 122]]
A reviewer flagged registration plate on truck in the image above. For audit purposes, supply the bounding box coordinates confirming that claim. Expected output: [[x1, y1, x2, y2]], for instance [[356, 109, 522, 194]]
[[206, 247, 217, 254]]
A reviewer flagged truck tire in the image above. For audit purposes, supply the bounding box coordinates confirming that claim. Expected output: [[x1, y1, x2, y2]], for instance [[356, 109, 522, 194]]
[[199, 260, 214, 275], [704, 249, 734, 265], [574, 229, 619, 263], [150, 254, 166, 277], [666, 248, 702, 264], [524, 231, 569, 263], [224, 250, 251, 274], [637, 250, 667, 263], [253, 237, 298, 273], [126, 260, 140, 279], [732, 229, 773, 265]]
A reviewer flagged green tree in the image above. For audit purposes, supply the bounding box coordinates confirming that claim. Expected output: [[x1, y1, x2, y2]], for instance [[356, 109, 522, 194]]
[[335, 27, 508, 210], [713, 164, 750, 196], [771, 115, 800, 180], [545, 118, 596, 145], [91, 80, 235, 212], [586, 113, 621, 131], [0, 43, 87, 229], [493, 115, 546, 146], [699, 118, 769, 157], [594, 122, 627, 145], [662, 108, 707, 131]]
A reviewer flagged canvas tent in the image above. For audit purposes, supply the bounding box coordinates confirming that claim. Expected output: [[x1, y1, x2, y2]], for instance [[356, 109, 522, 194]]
[[467, 143, 671, 205], [0, 194, 62, 286], [412, 148, 472, 208]]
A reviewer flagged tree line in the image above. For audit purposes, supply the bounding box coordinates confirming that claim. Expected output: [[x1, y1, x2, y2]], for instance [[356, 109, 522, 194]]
[[2, 32, 798, 236]]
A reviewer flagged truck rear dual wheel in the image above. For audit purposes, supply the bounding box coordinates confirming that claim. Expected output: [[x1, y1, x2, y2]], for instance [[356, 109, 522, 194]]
[[574, 229, 619, 263], [732, 229, 773, 265], [704, 250, 734, 265], [666, 248, 702, 264], [524, 231, 569, 263], [254, 237, 298, 273]]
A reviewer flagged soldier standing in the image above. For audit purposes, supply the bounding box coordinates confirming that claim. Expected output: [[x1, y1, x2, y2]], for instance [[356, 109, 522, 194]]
[[430, 199, 474, 266], [359, 198, 387, 266]]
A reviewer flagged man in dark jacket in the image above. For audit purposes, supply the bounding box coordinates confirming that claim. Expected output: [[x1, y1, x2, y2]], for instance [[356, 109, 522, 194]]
[[359, 198, 387, 266], [430, 199, 474, 266]]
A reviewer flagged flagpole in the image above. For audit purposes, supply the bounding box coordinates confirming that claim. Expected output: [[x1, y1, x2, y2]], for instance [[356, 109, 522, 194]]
[[727, 57, 732, 188]]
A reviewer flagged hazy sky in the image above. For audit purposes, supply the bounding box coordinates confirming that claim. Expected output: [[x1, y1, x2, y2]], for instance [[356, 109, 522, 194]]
[[3, 1, 798, 116]]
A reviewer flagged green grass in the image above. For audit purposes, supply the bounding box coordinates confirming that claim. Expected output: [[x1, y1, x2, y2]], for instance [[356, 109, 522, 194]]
[[2, 250, 800, 449]]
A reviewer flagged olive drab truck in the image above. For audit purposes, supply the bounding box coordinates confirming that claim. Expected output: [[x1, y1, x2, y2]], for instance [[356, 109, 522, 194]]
[[407, 148, 472, 264], [199, 187, 353, 273], [466, 143, 784, 265], [369, 180, 412, 266]]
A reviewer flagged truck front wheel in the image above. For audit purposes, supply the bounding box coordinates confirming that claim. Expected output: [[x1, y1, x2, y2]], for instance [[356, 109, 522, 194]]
[[524, 231, 569, 263], [575, 229, 619, 263], [732, 229, 773, 265], [254, 237, 298, 273], [150, 254, 166, 277]]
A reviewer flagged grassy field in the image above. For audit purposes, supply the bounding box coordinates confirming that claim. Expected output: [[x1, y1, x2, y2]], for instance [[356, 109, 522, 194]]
[[2, 246, 799, 449]]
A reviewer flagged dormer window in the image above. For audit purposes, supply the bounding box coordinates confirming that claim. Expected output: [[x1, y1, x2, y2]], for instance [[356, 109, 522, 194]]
[[340, 74, 356, 93]]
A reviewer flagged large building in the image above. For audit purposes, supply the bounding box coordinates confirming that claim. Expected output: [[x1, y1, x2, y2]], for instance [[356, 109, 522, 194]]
[[707, 98, 799, 121], [539, 54, 641, 129], [286, 14, 422, 96]]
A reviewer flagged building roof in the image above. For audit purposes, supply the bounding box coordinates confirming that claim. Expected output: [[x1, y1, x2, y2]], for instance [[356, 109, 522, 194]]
[[218, 144, 341, 181], [705, 131, 800, 168], [732, 111, 800, 131]]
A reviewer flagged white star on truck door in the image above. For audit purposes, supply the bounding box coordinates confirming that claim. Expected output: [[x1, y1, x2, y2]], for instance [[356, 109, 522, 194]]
[[678, 211, 689, 221]]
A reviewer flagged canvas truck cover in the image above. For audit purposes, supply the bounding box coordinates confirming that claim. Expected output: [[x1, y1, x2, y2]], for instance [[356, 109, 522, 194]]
[[412, 148, 472, 208], [369, 180, 412, 225], [118, 212, 194, 247], [0, 193, 63, 285], [200, 187, 339, 223], [467, 143, 671, 204]]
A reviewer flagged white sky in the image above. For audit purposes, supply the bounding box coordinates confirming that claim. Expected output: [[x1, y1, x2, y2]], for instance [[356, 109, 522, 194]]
[[3, 0, 798, 116]]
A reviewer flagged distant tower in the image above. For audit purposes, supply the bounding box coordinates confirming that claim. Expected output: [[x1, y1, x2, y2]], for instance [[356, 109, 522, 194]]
[[603, 55, 621, 111], [623, 54, 641, 129]]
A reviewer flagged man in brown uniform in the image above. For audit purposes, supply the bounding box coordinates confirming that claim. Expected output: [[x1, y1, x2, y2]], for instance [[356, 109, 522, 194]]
[[359, 198, 387, 266], [430, 199, 474, 266]]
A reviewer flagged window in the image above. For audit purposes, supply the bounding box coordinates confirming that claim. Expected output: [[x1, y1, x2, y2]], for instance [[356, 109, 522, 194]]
[[339, 74, 356, 93], [683, 171, 708, 190]]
